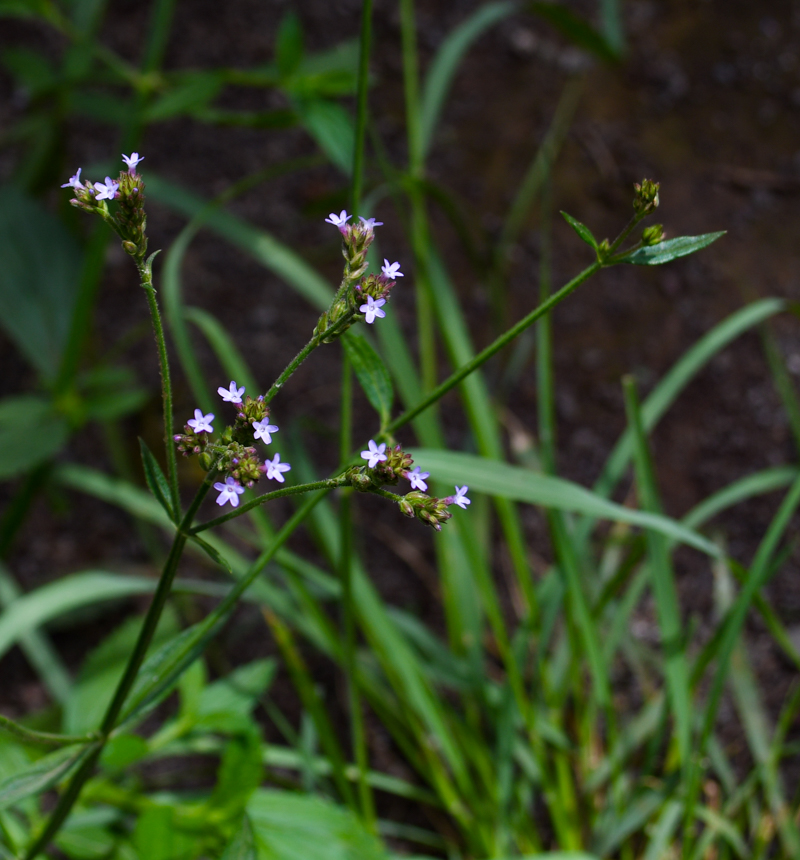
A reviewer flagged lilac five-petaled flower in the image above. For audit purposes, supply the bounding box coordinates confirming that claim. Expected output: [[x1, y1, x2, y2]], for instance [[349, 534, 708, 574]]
[[264, 453, 291, 483], [407, 466, 430, 492], [187, 409, 214, 434], [214, 476, 245, 507], [218, 381, 245, 404], [361, 440, 387, 468], [359, 216, 383, 229], [381, 259, 404, 279], [253, 419, 279, 444], [61, 169, 82, 189], [93, 177, 119, 201], [452, 486, 471, 509], [359, 295, 386, 324], [122, 152, 144, 172], [325, 210, 350, 228]]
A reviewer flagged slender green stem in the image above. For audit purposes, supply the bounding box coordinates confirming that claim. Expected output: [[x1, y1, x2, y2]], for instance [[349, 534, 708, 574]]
[[140, 260, 181, 516], [190, 477, 350, 534], [0, 715, 97, 747], [264, 312, 356, 405], [383, 260, 602, 437]]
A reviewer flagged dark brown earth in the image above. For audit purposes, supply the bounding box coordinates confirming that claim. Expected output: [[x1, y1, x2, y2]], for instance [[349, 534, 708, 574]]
[[1, 0, 799, 837]]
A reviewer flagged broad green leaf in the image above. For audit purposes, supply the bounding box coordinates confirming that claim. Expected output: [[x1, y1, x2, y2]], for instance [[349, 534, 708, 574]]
[[210, 730, 264, 813], [99, 734, 149, 772], [139, 438, 175, 522], [248, 789, 388, 860], [420, 2, 515, 159], [529, 2, 620, 62], [143, 71, 225, 122], [198, 659, 276, 723], [276, 10, 304, 78], [134, 805, 196, 860], [0, 188, 81, 379], [0, 742, 98, 811], [221, 814, 257, 860], [411, 448, 720, 557], [0, 395, 70, 479], [293, 98, 354, 175], [55, 823, 116, 860], [342, 334, 393, 424], [622, 231, 726, 265], [560, 210, 598, 249]]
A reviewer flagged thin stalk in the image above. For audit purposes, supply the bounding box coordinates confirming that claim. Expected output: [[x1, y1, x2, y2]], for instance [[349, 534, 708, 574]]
[[140, 259, 180, 516], [0, 715, 96, 747], [190, 477, 350, 534], [264, 312, 356, 404], [384, 260, 602, 436]]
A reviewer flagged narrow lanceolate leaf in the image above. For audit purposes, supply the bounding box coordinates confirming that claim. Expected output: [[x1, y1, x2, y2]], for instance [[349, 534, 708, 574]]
[[139, 438, 175, 522], [342, 334, 394, 425], [190, 535, 234, 575], [0, 742, 99, 810], [411, 449, 720, 557], [622, 231, 726, 265], [560, 211, 598, 249], [221, 814, 256, 860], [0, 714, 94, 747]]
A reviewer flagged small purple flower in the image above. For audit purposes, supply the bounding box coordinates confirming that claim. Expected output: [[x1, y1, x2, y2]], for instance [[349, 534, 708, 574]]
[[122, 152, 144, 172], [359, 295, 386, 324], [61, 168, 82, 189], [264, 453, 291, 483], [359, 216, 383, 229], [187, 409, 214, 434], [213, 476, 245, 507], [253, 418, 279, 444], [407, 466, 430, 492], [218, 381, 245, 404], [452, 486, 471, 510], [93, 177, 119, 201], [325, 210, 351, 229], [361, 440, 387, 469], [381, 259, 404, 279]]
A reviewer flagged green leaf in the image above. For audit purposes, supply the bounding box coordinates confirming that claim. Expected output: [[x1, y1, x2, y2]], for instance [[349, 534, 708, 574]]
[[529, 2, 620, 62], [198, 660, 276, 723], [0, 395, 70, 479], [411, 448, 720, 557], [99, 734, 149, 772], [560, 211, 598, 249], [0, 0, 54, 19], [210, 729, 264, 813], [342, 334, 394, 425], [139, 438, 175, 522], [276, 10, 304, 78], [621, 231, 726, 265], [143, 71, 225, 122], [221, 814, 257, 860], [0, 187, 82, 379], [134, 805, 196, 860], [247, 789, 388, 859], [0, 46, 56, 95], [55, 823, 116, 860], [419, 2, 515, 159], [0, 743, 98, 811], [293, 98, 354, 175]]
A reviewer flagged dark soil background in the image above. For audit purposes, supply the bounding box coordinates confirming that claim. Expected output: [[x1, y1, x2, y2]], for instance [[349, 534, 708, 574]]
[[1, 0, 799, 816]]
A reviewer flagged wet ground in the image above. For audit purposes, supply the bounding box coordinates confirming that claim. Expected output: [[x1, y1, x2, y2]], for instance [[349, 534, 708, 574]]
[[1, 0, 799, 831]]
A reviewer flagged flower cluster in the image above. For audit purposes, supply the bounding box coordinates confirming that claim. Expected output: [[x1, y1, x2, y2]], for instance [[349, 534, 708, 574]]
[[174, 380, 292, 507], [347, 439, 470, 531], [61, 154, 148, 261], [314, 212, 404, 342]]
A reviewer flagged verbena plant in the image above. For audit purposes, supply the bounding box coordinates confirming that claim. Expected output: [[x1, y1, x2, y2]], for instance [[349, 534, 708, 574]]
[[2, 3, 800, 860]]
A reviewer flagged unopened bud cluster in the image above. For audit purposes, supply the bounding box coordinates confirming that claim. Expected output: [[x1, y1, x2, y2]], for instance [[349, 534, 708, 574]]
[[633, 179, 660, 216], [62, 153, 148, 261], [314, 212, 404, 342], [352, 439, 471, 531]]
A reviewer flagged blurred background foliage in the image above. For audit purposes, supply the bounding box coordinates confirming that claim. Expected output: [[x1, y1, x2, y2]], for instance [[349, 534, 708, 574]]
[[1, 0, 800, 858]]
